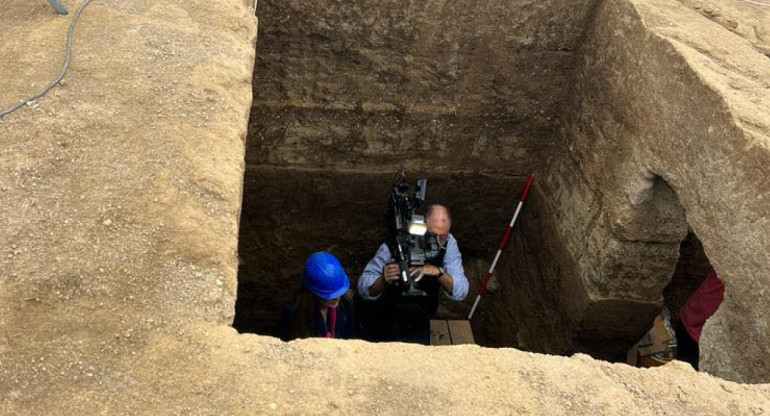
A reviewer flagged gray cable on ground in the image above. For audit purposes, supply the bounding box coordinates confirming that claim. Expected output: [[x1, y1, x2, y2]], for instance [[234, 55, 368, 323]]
[[0, 0, 95, 120], [47, 0, 69, 15]]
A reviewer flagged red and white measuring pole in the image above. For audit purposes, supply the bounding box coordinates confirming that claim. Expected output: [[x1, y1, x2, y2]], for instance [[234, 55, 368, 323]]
[[467, 174, 535, 320]]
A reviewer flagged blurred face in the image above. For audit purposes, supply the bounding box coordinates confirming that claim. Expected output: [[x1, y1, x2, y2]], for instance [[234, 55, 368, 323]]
[[427, 205, 451, 247], [318, 297, 340, 308]]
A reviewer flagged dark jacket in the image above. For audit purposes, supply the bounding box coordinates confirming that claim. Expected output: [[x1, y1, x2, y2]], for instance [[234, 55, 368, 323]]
[[276, 295, 356, 341]]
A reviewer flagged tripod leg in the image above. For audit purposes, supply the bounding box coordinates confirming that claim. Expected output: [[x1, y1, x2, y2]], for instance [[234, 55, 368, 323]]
[[47, 0, 69, 15]]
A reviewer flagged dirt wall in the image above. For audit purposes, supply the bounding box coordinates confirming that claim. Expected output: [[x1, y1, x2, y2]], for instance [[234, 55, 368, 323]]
[[249, 0, 600, 175]]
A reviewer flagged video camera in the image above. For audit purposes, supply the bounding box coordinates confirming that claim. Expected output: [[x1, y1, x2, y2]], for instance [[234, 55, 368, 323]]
[[385, 171, 443, 297]]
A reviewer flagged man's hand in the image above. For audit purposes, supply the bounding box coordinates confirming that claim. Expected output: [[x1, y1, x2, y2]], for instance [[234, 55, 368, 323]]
[[368, 262, 401, 297], [411, 264, 441, 282], [382, 262, 401, 284]]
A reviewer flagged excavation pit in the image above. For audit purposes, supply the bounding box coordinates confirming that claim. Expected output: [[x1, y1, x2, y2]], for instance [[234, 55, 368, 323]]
[[232, 0, 766, 382]]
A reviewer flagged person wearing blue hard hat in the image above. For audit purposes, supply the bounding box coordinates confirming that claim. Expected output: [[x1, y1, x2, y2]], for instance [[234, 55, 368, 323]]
[[276, 251, 356, 341]]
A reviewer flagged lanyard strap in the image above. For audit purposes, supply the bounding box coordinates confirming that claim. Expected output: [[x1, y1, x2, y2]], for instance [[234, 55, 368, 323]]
[[325, 307, 337, 338]]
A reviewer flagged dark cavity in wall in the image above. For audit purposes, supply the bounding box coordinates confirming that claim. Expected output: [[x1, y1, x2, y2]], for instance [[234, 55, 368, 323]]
[[663, 231, 713, 320]]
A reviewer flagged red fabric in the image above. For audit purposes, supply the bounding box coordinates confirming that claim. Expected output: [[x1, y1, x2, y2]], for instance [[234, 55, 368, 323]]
[[325, 307, 337, 339], [679, 269, 725, 343]]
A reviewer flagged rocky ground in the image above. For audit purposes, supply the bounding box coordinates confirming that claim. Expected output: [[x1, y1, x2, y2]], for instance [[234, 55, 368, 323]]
[[1, 0, 769, 415]]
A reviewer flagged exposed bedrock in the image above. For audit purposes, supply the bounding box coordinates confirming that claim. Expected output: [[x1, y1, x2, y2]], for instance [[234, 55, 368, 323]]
[[554, 0, 770, 382]]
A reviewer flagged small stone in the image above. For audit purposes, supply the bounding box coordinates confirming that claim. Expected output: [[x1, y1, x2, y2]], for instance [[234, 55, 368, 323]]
[[215, 279, 223, 287], [102, 219, 112, 226], [268, 403, 277, 410]]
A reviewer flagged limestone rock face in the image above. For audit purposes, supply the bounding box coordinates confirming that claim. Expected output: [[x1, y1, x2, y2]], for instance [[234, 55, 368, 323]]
[[560, 0, 770, 382]]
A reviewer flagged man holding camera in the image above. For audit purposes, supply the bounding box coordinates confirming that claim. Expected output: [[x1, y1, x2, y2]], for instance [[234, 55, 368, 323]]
[[357, 204, 469, 344]]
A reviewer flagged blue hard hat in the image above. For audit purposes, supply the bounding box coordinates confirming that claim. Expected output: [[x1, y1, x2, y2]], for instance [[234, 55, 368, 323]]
[[301, 252, 350, 300]]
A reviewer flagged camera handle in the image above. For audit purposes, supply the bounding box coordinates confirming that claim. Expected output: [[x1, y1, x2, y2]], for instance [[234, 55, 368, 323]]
[[392, 238, 427, 297]]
